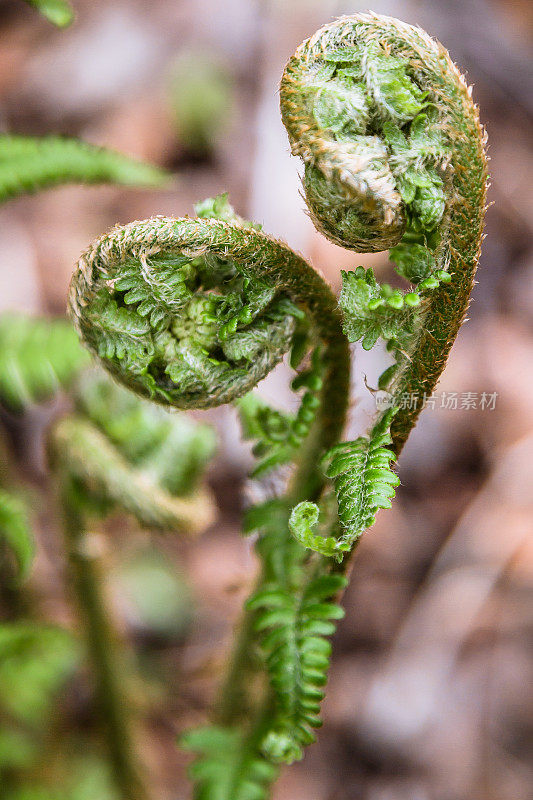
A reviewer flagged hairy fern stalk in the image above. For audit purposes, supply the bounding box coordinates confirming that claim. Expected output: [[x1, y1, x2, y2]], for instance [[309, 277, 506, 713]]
[[64, 13, 486, 799]]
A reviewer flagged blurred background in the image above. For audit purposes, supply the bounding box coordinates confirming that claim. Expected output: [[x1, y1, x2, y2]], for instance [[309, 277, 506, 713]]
[[0, 0, 532, 798]]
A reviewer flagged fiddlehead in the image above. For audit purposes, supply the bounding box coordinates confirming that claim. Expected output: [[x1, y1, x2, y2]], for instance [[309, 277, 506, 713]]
[[68, 195, 350, 469], [280, 12, 487, 452]]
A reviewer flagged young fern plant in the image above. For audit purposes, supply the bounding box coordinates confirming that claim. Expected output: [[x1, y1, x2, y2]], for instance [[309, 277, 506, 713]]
[[65, 13, 486, 799]]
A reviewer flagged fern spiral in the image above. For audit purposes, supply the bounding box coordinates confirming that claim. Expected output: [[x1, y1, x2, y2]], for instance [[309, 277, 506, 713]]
[[280, 11, 487, 451], [68, 196, 350, 470]]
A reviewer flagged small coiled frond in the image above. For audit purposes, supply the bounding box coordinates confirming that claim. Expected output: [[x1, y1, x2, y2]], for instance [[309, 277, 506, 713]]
[[49, 373, 215, 533], [281, 16, 444, 252], [0, 135, 168, 204], [0, 489, 34, 579], [288, 502, 339, 560], [69, 197, 349, 461], [181, 726, 278, 800], [339, 264, 451, 352], [0, 313, 89, 413], [23, 0, 74, 27], [247, 572, 346, 763], [290, 409, 399, 559]]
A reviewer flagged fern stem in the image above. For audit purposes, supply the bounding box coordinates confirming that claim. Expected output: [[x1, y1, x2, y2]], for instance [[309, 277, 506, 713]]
[[59, 476, 150, 800], [217, 604, 258, 725], [218, 314, 350, 726]]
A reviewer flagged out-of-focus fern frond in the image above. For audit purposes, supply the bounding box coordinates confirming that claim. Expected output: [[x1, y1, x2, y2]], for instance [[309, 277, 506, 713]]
[[23, 0, 74, 28], [0, 623, 79, 786], [0, 489, 34, 578], [50, 371, 216, 533], [75, 371, 217, 497], [0, 623, 78, 726], [0, 314, 90, 413], [0, 135, 169, 204], [181, 725, 278, 800], [3, 755, 119, 800]]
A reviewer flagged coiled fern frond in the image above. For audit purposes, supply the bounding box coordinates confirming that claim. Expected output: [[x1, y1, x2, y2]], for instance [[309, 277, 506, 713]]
[[68, 194, 350, 469], [49, 371, 216, 533], [280, 11, 487, 450], [0, 136, 168, 204], [0, 313, 89, 413]]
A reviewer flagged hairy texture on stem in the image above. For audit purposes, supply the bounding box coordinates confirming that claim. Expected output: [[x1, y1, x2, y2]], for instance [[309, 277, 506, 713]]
[[68, 210, 350, 459], [281, 12, 487, 452]]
